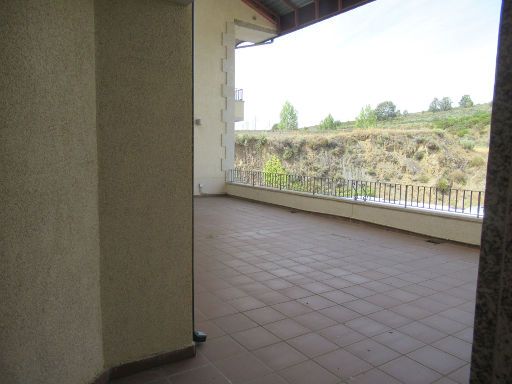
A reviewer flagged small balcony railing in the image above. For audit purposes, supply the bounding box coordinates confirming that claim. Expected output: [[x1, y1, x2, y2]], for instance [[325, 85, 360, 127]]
[[227, 169, 485, 218], [235, 88, 244, 101]]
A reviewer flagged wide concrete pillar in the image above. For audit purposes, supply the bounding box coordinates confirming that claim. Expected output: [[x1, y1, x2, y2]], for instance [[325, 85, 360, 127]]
[[471, 1, 512, 382], [95, 0, 194, 368], [0, 1, 104, 383]]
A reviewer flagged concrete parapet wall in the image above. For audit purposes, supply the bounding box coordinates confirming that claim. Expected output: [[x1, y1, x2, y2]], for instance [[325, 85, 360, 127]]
[[226, 183, 482, 246]]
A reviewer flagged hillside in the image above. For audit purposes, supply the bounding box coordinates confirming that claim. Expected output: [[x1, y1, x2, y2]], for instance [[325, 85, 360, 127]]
[[235, 104, 491, 191]]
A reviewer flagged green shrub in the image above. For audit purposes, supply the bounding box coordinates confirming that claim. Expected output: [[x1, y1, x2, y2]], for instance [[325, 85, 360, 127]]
[[460, 138, 476, 150], [470, 156, 485, 167], [436, 178, 450, 193], [449, 170, 467, 185], [427, 140, 440, 151], [414, 150, 426, 161], [255, 135, 267, 150], [283, 148, 294, 160]]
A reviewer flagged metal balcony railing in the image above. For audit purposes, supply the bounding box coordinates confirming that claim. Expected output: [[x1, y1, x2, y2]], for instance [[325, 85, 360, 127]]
[[235, 88, 244, 101], [227, 169, 485, 218]]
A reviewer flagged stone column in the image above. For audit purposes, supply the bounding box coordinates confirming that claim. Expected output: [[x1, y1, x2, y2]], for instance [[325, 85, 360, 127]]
[[471, 1, 512, 382]]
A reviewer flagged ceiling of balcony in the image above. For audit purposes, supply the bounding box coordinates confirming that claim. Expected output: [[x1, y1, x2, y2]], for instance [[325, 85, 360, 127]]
[[242, 0, 374, 36]]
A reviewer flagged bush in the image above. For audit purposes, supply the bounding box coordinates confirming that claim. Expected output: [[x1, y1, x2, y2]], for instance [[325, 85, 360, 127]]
[[283, 148, 294, 160], [470, 156, 485, 167], [427, 140, 440, 151], [375, 101, 398, 121], [436, 178, 450, 193], [429, 98, 440, 112], [439, 97, 453, 111], [449, 170, 467, 185], [460, 138, 476, 150], [319, 113, 340, 130], [355, 105, 377, 128], [414, 150, 426, 161], [255, 135, 267, 150], [459, 95, 474, 108]]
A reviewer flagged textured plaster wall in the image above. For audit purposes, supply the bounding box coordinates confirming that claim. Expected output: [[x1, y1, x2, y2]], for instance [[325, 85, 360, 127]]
[[194, 0, 276, 195], [95, 0, 194, 367], [471, 0, 512, 382], [0, 1, 104, 383]]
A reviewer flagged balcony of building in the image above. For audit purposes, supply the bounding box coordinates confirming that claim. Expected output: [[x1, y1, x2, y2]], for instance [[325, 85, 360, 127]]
[[235, 88, 245, 122], [111, 196, 477, 384]]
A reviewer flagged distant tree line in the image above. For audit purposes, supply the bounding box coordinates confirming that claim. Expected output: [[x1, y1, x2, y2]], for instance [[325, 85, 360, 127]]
[[271, 94, 476, 131]]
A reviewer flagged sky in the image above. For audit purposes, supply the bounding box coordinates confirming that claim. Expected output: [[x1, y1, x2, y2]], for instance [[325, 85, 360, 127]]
[[235, 0, 502, 130]]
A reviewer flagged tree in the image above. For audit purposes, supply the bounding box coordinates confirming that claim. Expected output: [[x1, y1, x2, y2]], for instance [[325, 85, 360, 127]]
[[355, 105, 377, 128], [459, 95, 474, 108], [439, 97, 453, 111], [319, 113, 338, 130], [277, 101, 298, 131], [429, 98, 440, 112], [374, 101, 398, 120]]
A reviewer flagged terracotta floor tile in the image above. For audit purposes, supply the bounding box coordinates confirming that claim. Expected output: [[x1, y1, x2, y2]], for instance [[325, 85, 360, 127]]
[[271, 301, 313, 317], [346, 338, 401, 365], [432, 336, 473, 362], [408, 346, 466, 375], [448, 364, 470, 384], [231, 326, 280, 350], [214, 352, 272, 384], [318, 324, 367, 347], [373, 330, 425, 354], [345, 317, 390, 337], [342, 299, 384, 315], [243, 306, 287, 325], [253, 342, 308, 370], [297, 295, 337, 310], [279, 286, 314, 299], [350, 368, 402, 384], [279, 360, 339, 384], [368, 309, 412, 328], [213, 313, 258, 334], [264, 318, 310, 340], [320, 290, 358, 304], [419, 314, 467, 334], [293, 311, 338, 331], [227, 296, 266, 312], [398, 321, 447, 344], [197, 335, 246, 362], [381, 356, 442, 384], [244, 373, 289, 384], [169, 365, 229, 384], [287, 332, 339, 358], [314, 348, 372, 379], [319, 305, 361, 323]]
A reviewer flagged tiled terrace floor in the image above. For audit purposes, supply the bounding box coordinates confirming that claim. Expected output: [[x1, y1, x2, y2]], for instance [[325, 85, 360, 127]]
[[113, 196, 479, 384]]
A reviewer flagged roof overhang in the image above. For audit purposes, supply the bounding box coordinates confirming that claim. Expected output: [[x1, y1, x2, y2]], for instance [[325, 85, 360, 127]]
[[241, 0, 375, 37]]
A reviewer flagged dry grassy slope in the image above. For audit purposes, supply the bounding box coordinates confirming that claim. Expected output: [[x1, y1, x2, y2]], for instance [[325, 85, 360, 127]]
[[235, 104, 491, 191]]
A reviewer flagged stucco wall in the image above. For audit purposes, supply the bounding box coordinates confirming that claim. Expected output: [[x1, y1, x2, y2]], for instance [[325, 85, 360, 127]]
[[194, 0, 276, 195], [95, 0, 194, 368], [0, 1, 104, 383], [226, 184, 483, 246]]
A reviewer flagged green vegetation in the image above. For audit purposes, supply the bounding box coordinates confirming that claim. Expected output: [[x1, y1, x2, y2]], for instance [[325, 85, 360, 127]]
[[375, 101, 398, 121], [459, 94, 474, 108], [235, 103, 491, 191], [356, 105, 377, 128], [274, 101, 298, 131], [319, 113, 341, 131]]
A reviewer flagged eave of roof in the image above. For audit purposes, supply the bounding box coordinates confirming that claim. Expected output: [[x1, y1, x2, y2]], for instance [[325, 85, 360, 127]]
[[241, 0, 375, 37]]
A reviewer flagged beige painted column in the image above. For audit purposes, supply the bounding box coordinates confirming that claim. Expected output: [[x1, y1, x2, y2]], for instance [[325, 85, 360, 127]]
[[95, 0, 194, 367], [0, 1, 104, 383]]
